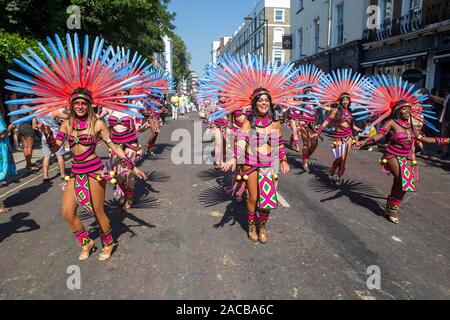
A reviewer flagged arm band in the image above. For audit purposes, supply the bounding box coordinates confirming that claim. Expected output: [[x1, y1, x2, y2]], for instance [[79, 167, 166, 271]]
[[378, 127, 388, 135], [436, 137, 450, 145], [279, 147, 287, 161]]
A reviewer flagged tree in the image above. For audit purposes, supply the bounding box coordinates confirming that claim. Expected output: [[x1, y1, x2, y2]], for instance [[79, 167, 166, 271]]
[[72, 0, 175, 57], [0, 0, 68, 39], [0, 0, 175, 58], [171, 33, 191, 86]]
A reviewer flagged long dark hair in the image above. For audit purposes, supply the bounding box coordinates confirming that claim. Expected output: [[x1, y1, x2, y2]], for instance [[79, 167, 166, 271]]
[[335, 93, 352, 124]]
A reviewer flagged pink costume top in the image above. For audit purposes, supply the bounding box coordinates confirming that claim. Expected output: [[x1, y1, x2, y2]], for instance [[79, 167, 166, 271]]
[[380, 123, 414, 158], [287, 108, 302, 120], [232, 107, 252, 128], [300, 104, 316, 124], [55, 118, 104, 175], [334, 108, 353, 139], [236, 115, 287, 167], [108, 115, 138, 144]]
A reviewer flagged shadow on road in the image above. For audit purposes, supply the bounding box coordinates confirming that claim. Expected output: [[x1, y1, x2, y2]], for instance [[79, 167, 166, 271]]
[[307, 162, 386, 217], [196, 168, 225, 182], [0, 212, 40, 243], [82, 198, 157, 243], [197, 173, 247, 233], [3, 181, 53, 207]]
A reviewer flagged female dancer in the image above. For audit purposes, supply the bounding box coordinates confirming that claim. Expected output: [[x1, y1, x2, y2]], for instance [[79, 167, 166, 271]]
[[99, 90, 144, 210], [291, 65, 324, 172], [225, 105, 253, 201], [208, 56, 306, 243], [356, 75, 449, 224], [6, 34, 148, 260], [314, 70, 368, 185], [286, 98, 302, 152]]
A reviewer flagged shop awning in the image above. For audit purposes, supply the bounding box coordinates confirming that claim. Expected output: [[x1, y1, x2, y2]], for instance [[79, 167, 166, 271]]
[[361, 52, 428, 67]]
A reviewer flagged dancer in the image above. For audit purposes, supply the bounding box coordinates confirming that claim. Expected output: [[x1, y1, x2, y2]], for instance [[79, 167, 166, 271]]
[[207, 56, 308, 243], [210, 94, 230, 169], [291, 65, 324, 172], [314, 69, 369, 185], [356, 75, 448, 224], [286, 98, 302, 152], [225, 104, 253, 201], [6, 34, 148, 261], [99, 90, 144, 210]]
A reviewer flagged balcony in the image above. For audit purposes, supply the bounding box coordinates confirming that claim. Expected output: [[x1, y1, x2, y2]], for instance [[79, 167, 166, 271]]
[[363, 0, 450, 43]]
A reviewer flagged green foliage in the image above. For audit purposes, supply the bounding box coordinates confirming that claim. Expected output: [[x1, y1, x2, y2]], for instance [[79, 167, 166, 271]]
[[0, 29, 39, 74], [0, 1, 191, 86], [172, 33, 191, 86], [72, 0, 175, 58]]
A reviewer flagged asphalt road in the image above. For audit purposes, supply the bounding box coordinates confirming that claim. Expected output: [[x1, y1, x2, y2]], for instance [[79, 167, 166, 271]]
[[1, 114, 450, 300]]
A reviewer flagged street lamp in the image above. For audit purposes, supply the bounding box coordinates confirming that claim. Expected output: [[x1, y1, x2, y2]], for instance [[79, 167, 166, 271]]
[[244, 16, 269, 65]]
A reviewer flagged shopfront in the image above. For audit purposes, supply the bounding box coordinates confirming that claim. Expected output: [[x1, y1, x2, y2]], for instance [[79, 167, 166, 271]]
[[433, 31, 450, 95], [361, 35, 435, 88]]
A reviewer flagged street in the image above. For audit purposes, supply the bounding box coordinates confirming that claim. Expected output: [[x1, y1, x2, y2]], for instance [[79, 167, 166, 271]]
[[1, 114, 450, 300]]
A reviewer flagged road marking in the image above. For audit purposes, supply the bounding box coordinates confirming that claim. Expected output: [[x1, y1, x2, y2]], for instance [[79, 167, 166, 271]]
[[0, 142, 109, 200], [277, 192, 290, 208], [0, 156, 73, 200], [391, 236, 403, 242]]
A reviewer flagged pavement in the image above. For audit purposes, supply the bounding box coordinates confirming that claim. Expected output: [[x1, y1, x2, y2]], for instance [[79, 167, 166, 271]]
[[1, 114, 450, 300]]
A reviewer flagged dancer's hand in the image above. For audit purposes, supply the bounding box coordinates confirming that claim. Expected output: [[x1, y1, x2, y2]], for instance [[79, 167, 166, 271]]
[[355, 139, 368, 149], [280, 160, 290, 174], [35, 123, 52, 137], [221, 158, 237, 172], [133, 167, 148, 181]]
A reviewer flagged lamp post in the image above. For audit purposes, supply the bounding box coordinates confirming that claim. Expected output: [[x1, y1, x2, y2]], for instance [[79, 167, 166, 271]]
[[244, 16, 269, 65]]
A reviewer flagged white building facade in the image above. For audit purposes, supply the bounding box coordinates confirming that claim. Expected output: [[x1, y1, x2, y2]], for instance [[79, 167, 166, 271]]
[[290, 0, 369, 71], [220, 0, 291, 67]]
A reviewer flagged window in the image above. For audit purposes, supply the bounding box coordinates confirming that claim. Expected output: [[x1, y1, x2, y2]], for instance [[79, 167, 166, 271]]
[[336, 2, 344, 45], [273, 28, 284, 43], [273, 49, 284, 68], [274, 9, 285, 22], [379, 0, 394, 20], [402, 0, 422, 15], [313, 18, 320, 54], [298, 28, 303, 57]]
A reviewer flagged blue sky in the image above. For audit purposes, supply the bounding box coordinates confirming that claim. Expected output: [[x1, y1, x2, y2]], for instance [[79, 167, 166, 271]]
[[168, 0, 255, 77]]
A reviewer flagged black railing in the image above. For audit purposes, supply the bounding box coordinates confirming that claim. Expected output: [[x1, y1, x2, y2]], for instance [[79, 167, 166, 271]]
[[363, 0, 450, 42]]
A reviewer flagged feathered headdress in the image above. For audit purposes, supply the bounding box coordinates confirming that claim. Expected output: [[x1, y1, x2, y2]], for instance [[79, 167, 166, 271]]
[[5, 33, 146, 124], [351, 74, 438, 132], [291, 64, 324, 93], [200, 55, 312, 120], [142, 68, 175, 111], [315, 69, 371, 108]]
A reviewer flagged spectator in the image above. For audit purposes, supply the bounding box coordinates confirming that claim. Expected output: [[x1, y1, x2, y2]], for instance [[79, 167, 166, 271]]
[[13, 104, 39, 172], [0, 102, 17, 214], [6, 93, 21, 151], [171, 94, 179, 120], [35, 109, 68, 182], [430, 86, 450, 159]]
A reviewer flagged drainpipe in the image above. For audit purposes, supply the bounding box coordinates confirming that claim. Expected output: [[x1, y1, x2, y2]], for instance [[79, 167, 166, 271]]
[[327, 0, 332, 72]]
